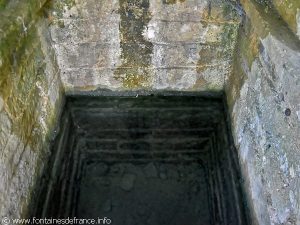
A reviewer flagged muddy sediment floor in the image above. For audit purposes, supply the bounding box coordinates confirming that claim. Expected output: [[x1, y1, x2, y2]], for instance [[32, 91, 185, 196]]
[[31, 93, 250, 225]]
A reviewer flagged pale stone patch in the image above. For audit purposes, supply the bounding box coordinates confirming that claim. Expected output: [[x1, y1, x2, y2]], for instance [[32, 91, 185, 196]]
[[143, 23, 156, 40], [297, 9, 300, 40], [0, 96, 3, 111]]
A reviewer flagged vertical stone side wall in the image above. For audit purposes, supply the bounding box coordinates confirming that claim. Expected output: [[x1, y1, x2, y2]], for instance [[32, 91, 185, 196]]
[[269, 0, 300, 40], [0, 1, 64, 220], [226, 0, 300, 224]]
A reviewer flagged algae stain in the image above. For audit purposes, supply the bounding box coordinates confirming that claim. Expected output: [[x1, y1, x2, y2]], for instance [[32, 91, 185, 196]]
[[196, 46, 219, 74], [243, 32, 259, 67], [193, 77, 207, 89], [270, 0, 300, 34], [0, 25, 51, 149], [225, 25, 249, 112], [221, 23, 239, 59], [163, 0, 186, 4], [238, 13, 260, 68], [0, 0, 8, 10], [114, 0, 153, 88]]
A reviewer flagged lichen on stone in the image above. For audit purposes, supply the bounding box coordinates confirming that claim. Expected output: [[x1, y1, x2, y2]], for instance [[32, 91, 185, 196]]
[[162, 0, 186, 5], [114, 0, 153, 89], [221, 23, 240, 59], [53, 0, 76, 17]]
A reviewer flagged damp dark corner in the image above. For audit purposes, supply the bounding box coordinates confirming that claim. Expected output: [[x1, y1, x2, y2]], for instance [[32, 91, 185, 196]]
[[30, 91, 252, 225]]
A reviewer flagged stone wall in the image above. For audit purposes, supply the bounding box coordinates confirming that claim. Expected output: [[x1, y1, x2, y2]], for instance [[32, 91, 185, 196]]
[[48, 0, 241, 92], [226, 0, 300, 224], [1, 0, 300, 224], [0, 0, 64, 220], [270, 0, 300, 40]]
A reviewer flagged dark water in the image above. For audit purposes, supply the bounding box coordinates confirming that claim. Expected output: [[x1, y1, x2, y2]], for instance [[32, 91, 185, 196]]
[[31, 93, 250, 225]]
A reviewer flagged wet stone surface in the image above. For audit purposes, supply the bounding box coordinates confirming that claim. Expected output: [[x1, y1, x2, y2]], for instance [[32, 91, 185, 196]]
[[78, 162, 209, 225], [32, 94, 250, 225]]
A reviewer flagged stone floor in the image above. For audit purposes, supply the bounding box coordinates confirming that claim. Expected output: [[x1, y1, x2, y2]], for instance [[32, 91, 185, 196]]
[[78, 162, 210, 225]]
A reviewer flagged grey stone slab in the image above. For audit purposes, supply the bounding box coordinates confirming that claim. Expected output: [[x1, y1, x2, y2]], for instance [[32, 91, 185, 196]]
[[151, 42, 229, 68], [144, 20, 227, 43], [53, 42, 120, 69], [120, 173, 136, 191], [50, 18, 120, 44]]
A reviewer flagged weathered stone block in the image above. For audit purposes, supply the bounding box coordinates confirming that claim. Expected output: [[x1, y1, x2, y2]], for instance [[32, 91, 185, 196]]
[[226, 1, 300, 224], [0, 1, 64, 221], [271, 0, 300, 40], [50, 18, 120, 44], [50, 0, 240, 91]]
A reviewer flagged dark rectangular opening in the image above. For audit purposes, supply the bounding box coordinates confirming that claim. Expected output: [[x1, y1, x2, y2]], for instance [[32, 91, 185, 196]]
[[31, 92, 251, 225]]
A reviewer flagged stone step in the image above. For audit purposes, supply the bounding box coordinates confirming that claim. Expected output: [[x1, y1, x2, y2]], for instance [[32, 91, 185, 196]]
[[81, 158, 207, 164], [81, 150, 209, 162], [84, 137, 210, 151], [75, 111, 219, 130], [81, 128, 214, 139], [68, 95, 223, 109]]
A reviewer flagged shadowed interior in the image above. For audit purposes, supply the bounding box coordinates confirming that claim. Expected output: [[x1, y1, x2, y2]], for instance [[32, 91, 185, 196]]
[[32, 93, 250, 225]]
